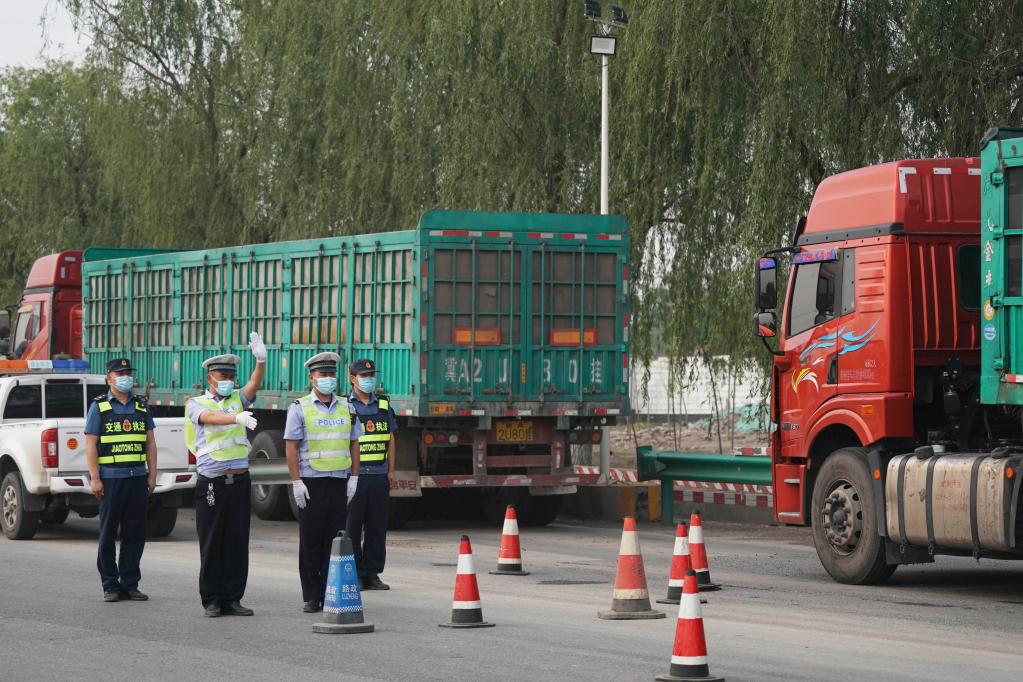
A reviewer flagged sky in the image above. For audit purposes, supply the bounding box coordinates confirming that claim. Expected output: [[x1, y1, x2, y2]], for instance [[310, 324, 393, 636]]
[[0, 0, 90, 69]]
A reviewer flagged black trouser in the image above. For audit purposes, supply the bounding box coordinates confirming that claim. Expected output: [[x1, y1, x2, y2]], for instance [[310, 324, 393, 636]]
[[195, 472, 251, 607], [345, 473, 389, 581], [297, 476, 348, 603], [97, 476, 148, 592]]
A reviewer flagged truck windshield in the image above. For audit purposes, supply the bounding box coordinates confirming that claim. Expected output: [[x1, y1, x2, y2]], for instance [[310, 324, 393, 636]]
[[12, 304, 39, 359]]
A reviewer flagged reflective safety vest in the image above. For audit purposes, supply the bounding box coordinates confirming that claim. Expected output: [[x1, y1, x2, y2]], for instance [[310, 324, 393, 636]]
[[353, 398, 392, 463], [96, 396, 149, 466], [298, 395, 353, 472], [183, 392, 250, 462]]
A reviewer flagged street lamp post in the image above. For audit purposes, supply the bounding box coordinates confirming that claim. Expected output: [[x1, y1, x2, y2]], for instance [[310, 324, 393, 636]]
[[584, 1, 628, 217], [584, 2, 628, 482]]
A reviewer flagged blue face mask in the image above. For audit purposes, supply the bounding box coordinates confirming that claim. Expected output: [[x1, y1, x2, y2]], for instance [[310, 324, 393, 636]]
[[114, 375, 134, 392], [215, 379, 235, 397], [316, 377, 338, 395], [357, 377, 377, 394]]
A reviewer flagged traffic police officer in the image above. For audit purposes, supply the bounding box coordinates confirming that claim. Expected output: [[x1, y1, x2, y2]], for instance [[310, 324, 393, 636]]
[[345, 358, 397, 590], [284, 352, 363, 612], [85, 358, 157, 602], [185, 332, 266, 617]]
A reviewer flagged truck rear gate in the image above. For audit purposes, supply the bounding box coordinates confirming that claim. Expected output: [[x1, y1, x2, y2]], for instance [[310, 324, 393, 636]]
[[81, 211, 629, 485]]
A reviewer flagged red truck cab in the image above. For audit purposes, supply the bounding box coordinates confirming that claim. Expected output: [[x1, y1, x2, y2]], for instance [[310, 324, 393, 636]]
[[7, 251, 83, 361], [757, 158, 982, 525]]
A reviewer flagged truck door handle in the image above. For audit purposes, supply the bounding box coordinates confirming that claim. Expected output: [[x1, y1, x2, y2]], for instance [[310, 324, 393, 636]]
[[827, 355, 838, 384]]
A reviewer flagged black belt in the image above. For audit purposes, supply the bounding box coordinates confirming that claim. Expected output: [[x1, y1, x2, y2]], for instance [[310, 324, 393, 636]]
[[199, 470, 249, 485]]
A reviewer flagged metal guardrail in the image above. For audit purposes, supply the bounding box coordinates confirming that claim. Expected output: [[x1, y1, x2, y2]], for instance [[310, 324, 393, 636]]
[[636, 445, 772, 525], [247, 460, 291, 485]]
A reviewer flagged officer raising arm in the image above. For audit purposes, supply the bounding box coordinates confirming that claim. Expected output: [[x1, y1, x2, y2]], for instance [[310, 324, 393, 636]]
[[284, 352, 362, 613], [186, 331, 266, 618], [85, 358, 157, 603]]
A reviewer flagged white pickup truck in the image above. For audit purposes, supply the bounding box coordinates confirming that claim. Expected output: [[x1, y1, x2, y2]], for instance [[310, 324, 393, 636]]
[[0, 373, 195, 540]]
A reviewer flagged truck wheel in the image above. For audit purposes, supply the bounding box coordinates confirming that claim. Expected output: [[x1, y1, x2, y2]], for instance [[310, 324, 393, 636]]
[[146, 505, 178, 538], [1, 471, 41, 540], [249, 430, 294, 521], [388, 498, 415, 530], [811, 447, 896, 585], [521, 494, 563, 527], [41, 505, 70, 525]]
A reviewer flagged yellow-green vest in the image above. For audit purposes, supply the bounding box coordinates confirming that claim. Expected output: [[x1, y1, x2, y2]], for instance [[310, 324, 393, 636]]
[[354, 398, 391, 463], [184, 392, 250, 462], [96, 397, 148, 465], [298, 395, 353, 472]]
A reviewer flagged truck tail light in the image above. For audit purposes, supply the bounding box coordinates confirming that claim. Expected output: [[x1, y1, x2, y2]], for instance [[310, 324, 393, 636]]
[[188, 452, 196, 465], [41, 428, 58, 468]]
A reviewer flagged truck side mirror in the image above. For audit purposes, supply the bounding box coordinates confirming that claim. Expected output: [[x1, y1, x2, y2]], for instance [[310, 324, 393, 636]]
[[754, 311, 777, 338], [755, 257, 777, 310]]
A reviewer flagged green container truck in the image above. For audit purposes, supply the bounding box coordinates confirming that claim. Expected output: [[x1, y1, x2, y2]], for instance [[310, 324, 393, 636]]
[[77, 210, 631, 524]]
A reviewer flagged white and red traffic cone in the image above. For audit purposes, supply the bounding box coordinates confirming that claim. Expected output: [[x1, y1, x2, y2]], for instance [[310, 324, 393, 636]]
[[598, 517, 665, 620], [658, 523, 705, 605], [655, 570, 724, 681], [490, 505, 529, 576], [688, 511, 721, 592], [439, 535, 495, 628]]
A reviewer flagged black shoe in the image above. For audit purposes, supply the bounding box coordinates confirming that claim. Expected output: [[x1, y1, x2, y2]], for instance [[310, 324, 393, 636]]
[[221, 600, 254, 616], [204, 603, 221, 618], [302, 600, 322, 613], [362, 577, 390, 590], [120, 587, 149, 601], [103, 590, 121, 602]]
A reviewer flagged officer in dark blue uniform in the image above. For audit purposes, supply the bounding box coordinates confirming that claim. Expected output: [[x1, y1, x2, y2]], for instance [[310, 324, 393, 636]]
[[85, 358, 157, 602], [345, 358, 397, 590]]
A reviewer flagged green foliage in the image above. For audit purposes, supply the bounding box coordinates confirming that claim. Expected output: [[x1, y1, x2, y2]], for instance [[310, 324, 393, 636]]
[[0, 0, 1022, 379]]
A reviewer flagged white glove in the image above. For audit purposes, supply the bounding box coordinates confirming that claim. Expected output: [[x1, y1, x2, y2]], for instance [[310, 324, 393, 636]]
[[292, 479, 310, 509], [347, 475, 359, 504], [234, 410, 257, 429], [248, 331, 267, 363]]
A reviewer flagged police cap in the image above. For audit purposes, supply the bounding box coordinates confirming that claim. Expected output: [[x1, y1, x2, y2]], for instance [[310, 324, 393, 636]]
[[106, 358, 134, 372], [202, 354, 241, 375], [304, 351, 341, 373], [348, 358, 376, 376]]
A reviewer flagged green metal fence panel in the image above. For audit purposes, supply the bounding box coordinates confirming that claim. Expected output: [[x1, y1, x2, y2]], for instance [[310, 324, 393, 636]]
[[82, 211, 629, 418]]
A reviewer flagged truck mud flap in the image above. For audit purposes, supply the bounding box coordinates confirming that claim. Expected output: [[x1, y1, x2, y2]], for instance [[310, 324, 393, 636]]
[[866, 447, 886, 538]]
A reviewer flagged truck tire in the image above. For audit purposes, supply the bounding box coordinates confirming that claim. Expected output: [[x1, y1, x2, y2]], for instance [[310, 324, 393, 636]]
[[146, 505, 178, 538], [249, 430, 294, 521], [388, 498, 415, 530], [1, 471, 41, 540], [810, 447, 896, 585], [521, 494, 563, 527]]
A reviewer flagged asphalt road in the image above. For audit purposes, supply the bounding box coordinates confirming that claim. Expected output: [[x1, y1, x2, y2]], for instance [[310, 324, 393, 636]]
[[2, 509, 1022, 681]]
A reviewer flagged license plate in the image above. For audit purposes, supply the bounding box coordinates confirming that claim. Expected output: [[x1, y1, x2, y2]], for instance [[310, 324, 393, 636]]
[[495, 420, 533, 442]]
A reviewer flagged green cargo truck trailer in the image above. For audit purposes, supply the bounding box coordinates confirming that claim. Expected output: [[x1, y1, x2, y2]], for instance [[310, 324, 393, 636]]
[[76, 210, 630, 524]]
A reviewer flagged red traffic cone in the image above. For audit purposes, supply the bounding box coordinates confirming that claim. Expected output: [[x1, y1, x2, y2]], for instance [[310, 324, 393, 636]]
[[598, 517, 665, 620], [490, 505, 529, 576], [657, 523, 705, 605], [656, 570, 724, 681], [688, 512, 720, 592], [439, 535, 495, 628]]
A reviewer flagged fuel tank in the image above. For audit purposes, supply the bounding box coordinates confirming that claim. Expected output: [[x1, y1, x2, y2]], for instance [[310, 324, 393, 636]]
[[885, 450, 1022, 552]]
